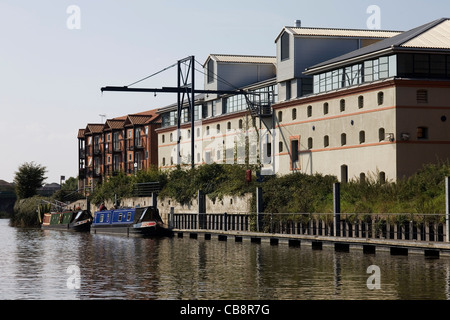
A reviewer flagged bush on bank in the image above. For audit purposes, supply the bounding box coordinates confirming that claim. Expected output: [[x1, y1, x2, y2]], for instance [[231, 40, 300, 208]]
[[11, 196, 51, 228]]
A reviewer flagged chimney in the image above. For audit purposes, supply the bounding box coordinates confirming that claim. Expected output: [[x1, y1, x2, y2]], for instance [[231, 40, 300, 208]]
[[295, 20, 301, 28]]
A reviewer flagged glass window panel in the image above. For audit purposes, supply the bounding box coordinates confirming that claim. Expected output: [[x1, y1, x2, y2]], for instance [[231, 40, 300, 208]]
[[414, 54, 429, 74]]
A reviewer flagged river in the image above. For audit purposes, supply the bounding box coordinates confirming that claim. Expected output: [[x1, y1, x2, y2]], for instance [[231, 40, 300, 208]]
[[0, 219, 449, 301]]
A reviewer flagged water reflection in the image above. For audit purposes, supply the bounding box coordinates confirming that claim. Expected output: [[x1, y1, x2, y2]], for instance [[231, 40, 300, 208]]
[[0, 219, 449, 300]]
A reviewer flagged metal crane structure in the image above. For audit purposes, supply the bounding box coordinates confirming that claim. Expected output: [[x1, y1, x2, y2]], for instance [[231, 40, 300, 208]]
[[101, 55, 271, 168]]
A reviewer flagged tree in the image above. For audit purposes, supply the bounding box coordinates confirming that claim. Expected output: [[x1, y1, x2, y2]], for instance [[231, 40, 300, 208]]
[[14, 162, 47, 199]]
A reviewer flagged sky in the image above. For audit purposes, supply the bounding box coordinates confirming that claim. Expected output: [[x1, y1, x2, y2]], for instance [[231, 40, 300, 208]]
[[0, 0, 449, 184]]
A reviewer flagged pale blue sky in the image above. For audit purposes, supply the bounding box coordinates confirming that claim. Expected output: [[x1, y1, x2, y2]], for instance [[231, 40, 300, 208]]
[[0, 0, 448, 184]]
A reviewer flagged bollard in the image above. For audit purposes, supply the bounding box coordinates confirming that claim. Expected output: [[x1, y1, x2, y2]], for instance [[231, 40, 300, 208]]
[[446, 177, 450, 242], [333, 183, 341, 237], [170, 207, 174, 229], [256, 187, 263, 232]]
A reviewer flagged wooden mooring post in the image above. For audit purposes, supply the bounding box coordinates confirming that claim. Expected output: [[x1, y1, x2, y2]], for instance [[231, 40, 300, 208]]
[[446, 177, 450, 243], [333, 183, 341, 237]]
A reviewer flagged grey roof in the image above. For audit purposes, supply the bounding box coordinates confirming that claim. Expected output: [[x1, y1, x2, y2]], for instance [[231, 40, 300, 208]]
[[304, 18, 450, 74]]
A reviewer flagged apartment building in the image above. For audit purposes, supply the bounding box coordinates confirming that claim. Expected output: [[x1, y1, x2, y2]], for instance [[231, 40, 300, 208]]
[[78, 110, 160, 191]]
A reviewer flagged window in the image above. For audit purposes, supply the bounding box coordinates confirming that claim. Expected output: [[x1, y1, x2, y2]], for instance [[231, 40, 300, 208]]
[[359, 131, 366, 144], [216, 124, 221, 134], [323, 103, 329, 115], [162, 135, 165, 143], [279, 141, 283, 153], [170, 133, 173, 142], [227, 122, 231, 131], [308, 137, 313, 150], [291, 139, 299, 170], [118, 213, 123, 222], [324, 135, 329, 148], [207, 59, 214, 83], [211, 101, 216, 116], [379, 172, 386, 185], [379, 128, 385, 142], [285, 81, 291, 100], [292, 108, 297, 120], [162, 158, 166, 166], [278, 111, 283, 123], [417, 127, 429, 140], [378, 92, 384, 105], [307, 105, 312, 118], [127, 212, 132, 221], [281, 32, 290, 61], [341, 165, 348, 184], [358, 96, 364, 109], [417, 90, 428, 103], [340, 99, 346, 112], [341, 133, 347, 146], [206, 126, 210, 135], [238, 119, 243, 129], [360, 173, 366, 184], [197, 128, 200, 137]]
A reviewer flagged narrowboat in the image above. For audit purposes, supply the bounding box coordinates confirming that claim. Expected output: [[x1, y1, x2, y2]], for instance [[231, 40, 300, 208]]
[[41, 210, 92, 232], [91, 206, 173, 237]]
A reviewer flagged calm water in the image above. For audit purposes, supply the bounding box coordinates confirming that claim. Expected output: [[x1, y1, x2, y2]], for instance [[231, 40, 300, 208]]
[[1, 219, 450, 300]]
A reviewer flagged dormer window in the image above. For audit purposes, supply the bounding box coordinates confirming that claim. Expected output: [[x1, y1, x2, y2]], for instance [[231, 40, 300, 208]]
[[281, 32, 290, 61]]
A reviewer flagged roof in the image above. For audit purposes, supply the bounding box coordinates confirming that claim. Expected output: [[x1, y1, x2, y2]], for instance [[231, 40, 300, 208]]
[[305, 18, 450, 74], [124, 109, 160, 126], [275, 26, 402, 43], [204, 54, 276, 67], [77, 129, 85, 139], [84, 124, 104, 135], [104, 119, 125, 131]]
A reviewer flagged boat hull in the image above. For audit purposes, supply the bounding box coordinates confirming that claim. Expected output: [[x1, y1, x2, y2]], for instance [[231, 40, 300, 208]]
[[41, 211, 92, 232], [91, 206, 173, 238], [91, 224, 173, 238]]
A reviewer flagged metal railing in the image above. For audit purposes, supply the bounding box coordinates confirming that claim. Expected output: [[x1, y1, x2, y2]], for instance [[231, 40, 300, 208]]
[[170, 212, 447, 243]]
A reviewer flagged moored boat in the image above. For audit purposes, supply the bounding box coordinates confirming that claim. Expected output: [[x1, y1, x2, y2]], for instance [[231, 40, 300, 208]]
[[91, 206, 173, 237], [41, 210, 92, 232]]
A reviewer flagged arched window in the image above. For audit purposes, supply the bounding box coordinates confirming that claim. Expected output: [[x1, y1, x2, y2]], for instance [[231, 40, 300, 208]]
[[377, 92, 384, 105], [341, 165, 348, 184], [359, 131, 366, 144], [340, 99, 346, 112], [292, 108, 297, 120], [358, 96, 364, 109], [324, 135, 329, 148], [308, 137, 313, 150], [278, 111, 283, 122], [379, 128, 385, 142], [341, 133, 347, 146], [323, 103, 329, 115], [307, 105, 312, 118]]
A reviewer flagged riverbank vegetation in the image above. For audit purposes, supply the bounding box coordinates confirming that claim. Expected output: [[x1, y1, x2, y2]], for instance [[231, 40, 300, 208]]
[[90, 161, 450, 215]]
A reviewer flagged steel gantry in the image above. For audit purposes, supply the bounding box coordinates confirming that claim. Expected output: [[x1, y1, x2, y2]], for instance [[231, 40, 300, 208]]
[[101, 55, 272, 169]]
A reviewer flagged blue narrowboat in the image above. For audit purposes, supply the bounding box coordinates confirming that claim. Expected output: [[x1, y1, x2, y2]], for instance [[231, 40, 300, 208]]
[[91, 206, 173, 237]]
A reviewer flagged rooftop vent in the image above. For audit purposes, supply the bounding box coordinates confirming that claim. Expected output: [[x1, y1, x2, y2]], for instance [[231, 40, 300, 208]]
[[295, 20, 301, 28]]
